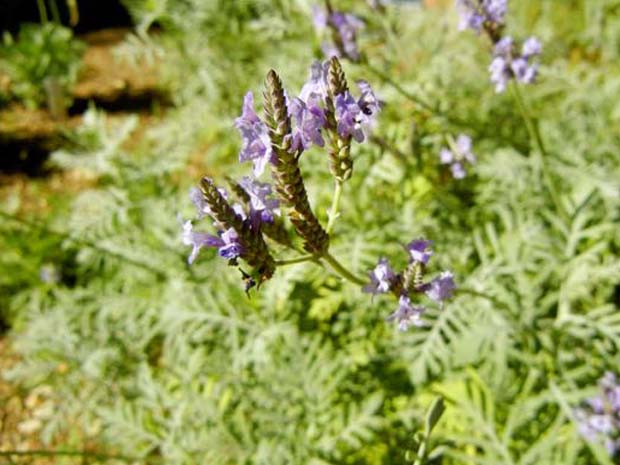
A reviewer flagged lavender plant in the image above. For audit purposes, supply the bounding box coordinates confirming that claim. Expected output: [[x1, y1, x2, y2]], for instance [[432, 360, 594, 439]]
[[183, 56, 455, 328], [312, 1, 365, 61], [456, 0, 542, 93]]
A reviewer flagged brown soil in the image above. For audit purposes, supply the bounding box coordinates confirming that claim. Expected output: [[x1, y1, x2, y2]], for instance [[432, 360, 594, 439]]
[[73, 28, 164, 107]]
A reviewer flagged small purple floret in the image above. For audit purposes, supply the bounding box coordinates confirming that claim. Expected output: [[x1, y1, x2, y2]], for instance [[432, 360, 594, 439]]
[[238, 176, 280, 226], [406, 239, 433, 265], [425, 271, 456, 302], [234, 92, 275, 176], [363, 258, 396, 295], [290, 98, 327, 152], [386, 295, 426, 331]]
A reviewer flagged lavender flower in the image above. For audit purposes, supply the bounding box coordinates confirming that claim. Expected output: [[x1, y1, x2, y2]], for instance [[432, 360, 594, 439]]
[[456, 0, 507, 33], [425, 271, 456, 302], [238, 176, 280, 226], [406, 239, 433, 265], [299, 61, 330, 105], [206, 228, 244, 260], [386, 295, 426, 331], [335, 91, 365, 142], [440, 134, 476, 179], [334, 83, 380, 143], [234, 92, 275, 176], [363, 258, 396, 295], [489, 35, 541, 93], [289, 97, 327, 152], [575, 372, 620, 457], [522, 36, 542, 57], [313, 6, 364, 61], [182, 220, 219, 264]]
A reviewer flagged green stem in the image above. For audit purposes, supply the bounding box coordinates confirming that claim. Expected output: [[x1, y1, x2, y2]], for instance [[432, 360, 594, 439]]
[[509, 81, 567, 219], [36, 0, 49, 23], [509, 81, 547, 156], [363, 62, 435, 114], [274, 254, 315, 266], [326, 179, 343, 234], [322, 252, 366, 285], [48, 0, 61, 23]]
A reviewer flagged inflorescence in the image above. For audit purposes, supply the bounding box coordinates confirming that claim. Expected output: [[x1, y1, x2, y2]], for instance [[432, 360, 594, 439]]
[[575, 372, 620, 456], [364, 240, 455, 331], [181, 55, 455, 329], [439, 134, 476, 179], [313, 2, 364, 62], [456, 0, 542, 93]]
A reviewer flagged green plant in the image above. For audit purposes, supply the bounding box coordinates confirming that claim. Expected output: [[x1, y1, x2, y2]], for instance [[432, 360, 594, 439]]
[[0, 22, 84, 109]]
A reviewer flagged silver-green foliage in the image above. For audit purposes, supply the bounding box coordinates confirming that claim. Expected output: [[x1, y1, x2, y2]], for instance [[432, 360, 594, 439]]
[[3, 1, 620, 464]]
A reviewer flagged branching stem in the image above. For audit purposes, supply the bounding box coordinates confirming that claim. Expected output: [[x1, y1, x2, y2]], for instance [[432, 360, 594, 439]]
[[326, 179, 344, 234], [322, 252, 367, 285], [509, 81, 568, 219]]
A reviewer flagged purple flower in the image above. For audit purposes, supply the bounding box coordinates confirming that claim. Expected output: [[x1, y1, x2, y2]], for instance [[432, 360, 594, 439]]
[[440, 148, 454, 164], [234, 92, 275, 176], [238, 176, 280, 226], [334, 82, 380, 143], [182, 220, 219, 264], [456, 0, 507, 32], [456, 134, 476, 163], [356, 80, 381, 123], [329, 12, 364, 61], [289, 98, 327, 152], [439, 134, 476, 179], [522, 36, 542, 58], [406, 239, 433, 265], [485, 0, 507, 24], [386, 295, 426, 331], [363, 258, 396, 295], [489, 35, 542, 92], [425, 271, 456, 302], [299, 61, 330, 105], [335, 91, 365, 142], [312, 7, 364, 61], [207, 228, 244, 260], [489, 56, 511, 93]]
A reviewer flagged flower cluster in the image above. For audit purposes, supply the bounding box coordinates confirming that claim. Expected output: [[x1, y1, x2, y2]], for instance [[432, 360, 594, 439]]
[[456, 0, 542, 93], [364, 239, 456, 331], [489, 36, 541, 93], [456, 0, 507, 35], [312, 5, 364, 61], [575, 372, 620, 456], [439, 134, 476, 179], [182, 57, 380, 289]]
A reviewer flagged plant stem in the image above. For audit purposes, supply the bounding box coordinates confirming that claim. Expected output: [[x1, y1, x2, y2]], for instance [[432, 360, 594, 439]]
[[326, 179, 343, 234], [363, 62, 436, 114], [36, 0, 49, 23], [274, 254, 315, 266], [509, 81, 547, 156], [322, 252, 366, 285], [509, 81, 568, 219]]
